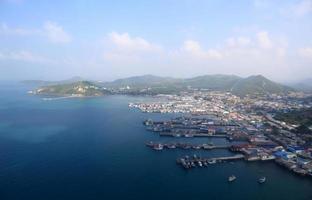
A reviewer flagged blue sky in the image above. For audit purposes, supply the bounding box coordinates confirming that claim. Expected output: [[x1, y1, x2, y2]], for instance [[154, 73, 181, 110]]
[[0, 0, 312, 81]]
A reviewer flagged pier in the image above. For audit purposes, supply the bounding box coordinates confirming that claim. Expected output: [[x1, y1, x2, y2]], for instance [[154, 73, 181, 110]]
[[146, 141, 231, 150], [176, 154, 245, 169], [159, 132, 229, 138]]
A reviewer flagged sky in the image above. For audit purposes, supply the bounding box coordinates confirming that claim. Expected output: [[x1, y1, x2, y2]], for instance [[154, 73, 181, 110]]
[[0, 0, 312, 82]]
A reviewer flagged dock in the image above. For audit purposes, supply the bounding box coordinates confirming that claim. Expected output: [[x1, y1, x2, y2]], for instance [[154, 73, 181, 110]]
[[176, 154, 245, 169], [146, 141, 231, 150], [159, 132, 229, 138]]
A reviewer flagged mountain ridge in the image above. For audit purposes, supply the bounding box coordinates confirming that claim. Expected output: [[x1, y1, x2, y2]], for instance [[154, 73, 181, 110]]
[[28, 74, 296, 97]]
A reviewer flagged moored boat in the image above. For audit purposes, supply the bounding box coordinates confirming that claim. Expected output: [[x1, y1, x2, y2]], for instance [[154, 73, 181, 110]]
[[153, 143, 164, 150], [167, 143, 176, 149], [145, 141, 154, 147], [208, 159, 216, 164], [184, 134, 194, 138]]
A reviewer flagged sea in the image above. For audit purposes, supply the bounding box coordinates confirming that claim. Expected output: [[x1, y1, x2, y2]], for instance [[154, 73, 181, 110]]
[[0, 82, 311, 200]]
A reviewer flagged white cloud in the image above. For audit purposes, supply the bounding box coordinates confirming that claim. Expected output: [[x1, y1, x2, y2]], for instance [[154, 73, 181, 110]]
[[181, 40, 222, 59], [167, 30, 291, 80], [103, 32, 162, 63], [107, 32, 161, 52], [226, 37, 251, 47], [256, 31, 273, 49], [0, 50, 51, 63], [0, 21, 71, 44], [43, 21, 71, 43], [174, 31, 282, 62], [298, 47, 312, 58], [183, 40, 201, 52]]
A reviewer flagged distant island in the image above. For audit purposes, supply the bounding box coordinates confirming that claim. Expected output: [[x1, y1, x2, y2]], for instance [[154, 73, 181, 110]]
[[26, 74, 297, 97]]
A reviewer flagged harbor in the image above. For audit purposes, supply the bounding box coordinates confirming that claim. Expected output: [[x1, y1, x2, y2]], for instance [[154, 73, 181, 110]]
[[141, 116, 312, 178]]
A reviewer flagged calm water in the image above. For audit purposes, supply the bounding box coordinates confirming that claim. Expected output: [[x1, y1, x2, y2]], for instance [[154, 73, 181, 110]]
[[0, 82, 311, 200]]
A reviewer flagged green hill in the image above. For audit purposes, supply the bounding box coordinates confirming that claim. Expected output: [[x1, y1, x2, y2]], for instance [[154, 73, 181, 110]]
[[102, 74, 180, 88], [182, 74, 241, 90], [102, 74, 293, 96], [32, 74, 295, 97], [275, 108, 312, 134], [230, 75, 293, 96], [34, 81, 109, 96]]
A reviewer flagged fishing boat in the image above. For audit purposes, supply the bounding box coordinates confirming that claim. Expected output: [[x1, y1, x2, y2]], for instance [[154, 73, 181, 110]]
[[208, 159, 216, 164], [145, 141, 154, 147], [184, 134, 194, 138], [167, 143, 176, 149], [258, 177, 266, 184], [153, 144, 164, 150], [228, 175, 236, 182], [192, 145, 201, 150]]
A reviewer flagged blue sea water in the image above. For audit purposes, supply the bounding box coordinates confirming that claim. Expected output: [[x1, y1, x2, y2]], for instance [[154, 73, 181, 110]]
[[0, 82, 311, 200]]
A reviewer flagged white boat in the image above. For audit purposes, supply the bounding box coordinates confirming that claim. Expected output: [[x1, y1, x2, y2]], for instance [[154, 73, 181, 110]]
[[258, 177, 266, 184], [153, 144, 164, 150], [174, 134, 181, 137], [208, 159, 216, 164], [184, 134, 194, 138], [228, 175, 236, 182]]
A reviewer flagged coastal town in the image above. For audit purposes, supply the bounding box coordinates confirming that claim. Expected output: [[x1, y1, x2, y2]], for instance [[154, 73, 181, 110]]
[[129, 90, 312, 178]]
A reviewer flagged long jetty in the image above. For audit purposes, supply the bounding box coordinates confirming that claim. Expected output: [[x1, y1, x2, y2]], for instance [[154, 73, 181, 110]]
[[146, 141, 230, 150], [179, 154, 244, 162], [159, 132, 229, 138], [176, 154, 245, 169]]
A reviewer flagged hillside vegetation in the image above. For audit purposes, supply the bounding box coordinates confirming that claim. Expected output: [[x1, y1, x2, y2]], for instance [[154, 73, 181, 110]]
[[35, 81, 109, 96], [31, 74, 295, 97]]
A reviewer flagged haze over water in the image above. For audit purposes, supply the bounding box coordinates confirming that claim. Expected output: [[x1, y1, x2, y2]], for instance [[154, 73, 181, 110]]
[[0, 82, 311, 200]]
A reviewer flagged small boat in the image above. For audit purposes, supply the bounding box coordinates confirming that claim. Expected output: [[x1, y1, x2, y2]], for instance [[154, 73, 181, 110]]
[[208, 159, 216, 164], [258, 177, 266, 184], [167, 143, 176, 149], [145, 141, 154, 147], [228, 175, 236, 182], [182, 144, 191, 149], [203, 144, 213, 150], [153, 144, 164, 150], [184, 134, 194, 138], [198, 161, 203, 167]]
